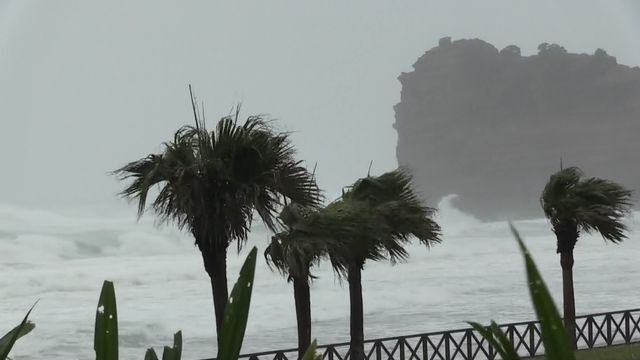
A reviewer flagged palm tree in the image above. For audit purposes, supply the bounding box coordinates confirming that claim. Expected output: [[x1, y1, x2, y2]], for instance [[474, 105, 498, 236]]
[[264, 203, 332, 358], [541, 166, 633, 348], [325, 169, 441, 360], [114, 93, 321, 342], [266, 201, 361, 358]]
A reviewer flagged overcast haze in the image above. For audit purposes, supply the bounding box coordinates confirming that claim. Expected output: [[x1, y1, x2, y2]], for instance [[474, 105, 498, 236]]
[[2, 1, 640, 215], [4, 2, 640, 359]]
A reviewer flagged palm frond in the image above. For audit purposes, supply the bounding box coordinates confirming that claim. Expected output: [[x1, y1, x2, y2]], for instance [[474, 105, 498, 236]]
[[115, 104, 321, 255], [573, 177, 633, 242], [304, 168, 442, 278], [264, 203, 335, 282], [541, 166, 633, 243]]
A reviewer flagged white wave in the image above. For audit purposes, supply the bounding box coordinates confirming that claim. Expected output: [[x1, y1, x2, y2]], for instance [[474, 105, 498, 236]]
[[435, 194, 482, 236], [1, 199, 639, 359]]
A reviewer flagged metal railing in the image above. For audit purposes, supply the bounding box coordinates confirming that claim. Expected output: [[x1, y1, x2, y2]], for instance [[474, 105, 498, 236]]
[[212, 308, 640, 360]]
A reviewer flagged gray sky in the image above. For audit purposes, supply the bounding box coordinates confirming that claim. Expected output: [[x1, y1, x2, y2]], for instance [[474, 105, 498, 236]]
[[1, 1, 639, 215]]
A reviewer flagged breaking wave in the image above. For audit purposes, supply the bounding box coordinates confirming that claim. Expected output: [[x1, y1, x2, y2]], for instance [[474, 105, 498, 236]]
[[0, 199, 638, 359]]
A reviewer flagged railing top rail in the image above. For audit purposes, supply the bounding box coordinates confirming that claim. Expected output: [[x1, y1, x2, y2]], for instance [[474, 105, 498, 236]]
[[575, 307, 640, 318], [231, 307, 640, 359]]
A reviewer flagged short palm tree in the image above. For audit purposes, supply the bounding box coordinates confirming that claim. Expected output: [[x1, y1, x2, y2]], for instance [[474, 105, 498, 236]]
[[266, 201, 359, 358], [326, 169, 441, 360], [264, 203, 326, 358], [114, 96, 321, 342], [541, 166, 633, 348]]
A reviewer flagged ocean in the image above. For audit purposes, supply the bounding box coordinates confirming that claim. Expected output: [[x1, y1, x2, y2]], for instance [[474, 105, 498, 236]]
[[1, 196, 639, 359]]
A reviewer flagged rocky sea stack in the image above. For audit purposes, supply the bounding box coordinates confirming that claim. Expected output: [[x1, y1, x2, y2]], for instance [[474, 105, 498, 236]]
[[394, 37, 640, 220]]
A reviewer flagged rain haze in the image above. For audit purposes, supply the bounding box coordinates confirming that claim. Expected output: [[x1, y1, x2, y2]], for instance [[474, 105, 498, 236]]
[[1, 1, 640, 359]]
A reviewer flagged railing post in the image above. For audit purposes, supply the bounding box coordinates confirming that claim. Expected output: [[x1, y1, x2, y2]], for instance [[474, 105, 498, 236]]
[[466, 330, 473, 358], [421, 336, 428, 360], [399, 338, 405, 360], [445, 333, 450, 360], [375, 341, 381, 360], [529, 323, 535, 357], [511, 326, 516, 349], [625, 311, 631, 343], [587, 316, 595, 349], [607, 315, 612, 345]]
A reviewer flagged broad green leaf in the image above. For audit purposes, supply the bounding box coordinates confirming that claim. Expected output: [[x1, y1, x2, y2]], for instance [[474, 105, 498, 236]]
[[0, 321, 35, 357], [162, 331, 182, 360], [468, 322, 497, 347], [0, 303, 36, 360], [468, 322, 520, 360], [144, 330, 182, 360], [511, 224, 575, 360], [489, 321, 521, 360], [145, 348, 159, 360], [0, 321, 36, 349], [301, 339, 318, 360], [94, 280, 118, 360], [216, 247, 257, 360]]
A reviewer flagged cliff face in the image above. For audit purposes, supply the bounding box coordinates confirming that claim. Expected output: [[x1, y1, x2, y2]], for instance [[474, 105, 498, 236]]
[[394, 37, 640, 220]]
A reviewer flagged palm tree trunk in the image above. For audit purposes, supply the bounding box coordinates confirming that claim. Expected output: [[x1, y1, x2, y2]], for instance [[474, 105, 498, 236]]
[[348, 266, 365, 360], [556, 221, 578, 350], [560, 250, 577, 349], [202, 248, 229, 343], [293, 276, 312, 359]]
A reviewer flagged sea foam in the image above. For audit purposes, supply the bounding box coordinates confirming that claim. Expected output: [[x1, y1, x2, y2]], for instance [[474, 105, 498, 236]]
[[1, 198, 638, 359]]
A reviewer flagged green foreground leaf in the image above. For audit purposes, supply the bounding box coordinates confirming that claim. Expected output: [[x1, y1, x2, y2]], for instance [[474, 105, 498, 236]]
[[468, 321, 520, 360], [94, 280, 119, 360], [511, 224, 575, 360], [144, 348, 159, 360], [144, 331, 182, 360], [301, 340, 318, 360], [470, 225, 577, 360], [0, 303, 36, 360], [162, 331, 182, 360], [216, 247, 258, 360]]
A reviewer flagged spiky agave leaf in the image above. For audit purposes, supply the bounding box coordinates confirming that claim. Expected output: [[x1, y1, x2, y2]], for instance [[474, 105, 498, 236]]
[[0, 304, 36, 360]]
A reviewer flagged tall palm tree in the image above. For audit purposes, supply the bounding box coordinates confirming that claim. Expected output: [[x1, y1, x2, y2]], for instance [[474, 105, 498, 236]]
[[114, 94, 321, 342], [541, 166, 633, 348], [326, 169, 441, 360]]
